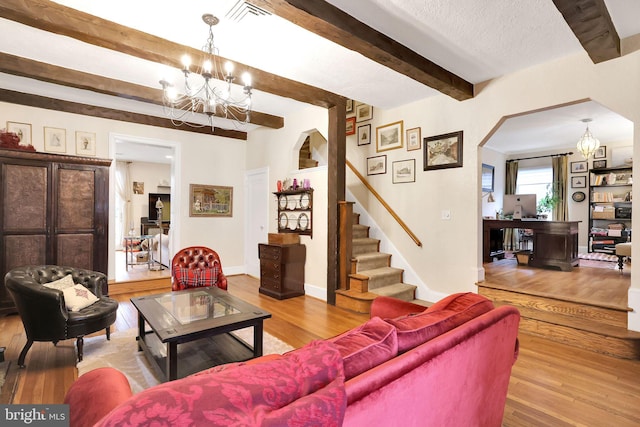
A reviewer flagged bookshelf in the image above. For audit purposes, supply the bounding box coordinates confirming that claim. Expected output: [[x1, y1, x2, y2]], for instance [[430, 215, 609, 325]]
[[588, 166, 632, 253]]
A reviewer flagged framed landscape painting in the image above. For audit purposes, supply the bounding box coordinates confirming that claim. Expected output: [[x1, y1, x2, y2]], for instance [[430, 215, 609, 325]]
[[376, 121, 403, 152], [189, 184, 233, 217], [357, 124, 371, 146], [392, 159, 415, 183], [423, 131, 463, 171], [366, 155, 386, 175]]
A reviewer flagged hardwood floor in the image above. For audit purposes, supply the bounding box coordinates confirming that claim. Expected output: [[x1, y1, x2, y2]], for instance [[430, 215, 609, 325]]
[[483, 256, 630, 310], [1, 274, 639, 426]]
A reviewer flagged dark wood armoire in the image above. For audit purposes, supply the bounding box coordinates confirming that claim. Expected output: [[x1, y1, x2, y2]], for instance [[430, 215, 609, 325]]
[[0, 149, 111, 315]]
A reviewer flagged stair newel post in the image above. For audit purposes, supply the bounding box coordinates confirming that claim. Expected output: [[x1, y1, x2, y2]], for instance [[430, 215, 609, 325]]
[[338, 201, 354, 290]]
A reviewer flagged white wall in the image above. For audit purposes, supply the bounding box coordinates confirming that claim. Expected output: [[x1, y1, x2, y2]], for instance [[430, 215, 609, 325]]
[[246, 104, 329, 300]]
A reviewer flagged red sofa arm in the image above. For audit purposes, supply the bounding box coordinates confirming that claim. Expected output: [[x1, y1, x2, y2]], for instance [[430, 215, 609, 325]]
[[64, 367, 133, 427], [370, 296, 427, 319]]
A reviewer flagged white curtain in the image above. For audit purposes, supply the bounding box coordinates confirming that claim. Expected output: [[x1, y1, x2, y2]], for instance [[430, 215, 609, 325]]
[[115, 161, 132, 250]]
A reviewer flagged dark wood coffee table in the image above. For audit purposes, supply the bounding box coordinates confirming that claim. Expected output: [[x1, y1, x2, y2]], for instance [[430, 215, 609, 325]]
[[131, 287, 271, 381]]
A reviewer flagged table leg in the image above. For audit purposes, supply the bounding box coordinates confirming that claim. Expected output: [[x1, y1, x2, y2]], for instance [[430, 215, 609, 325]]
[[137, 312, 144, 351], [166, 342, 178, 381], [253, 323, 264, 358]]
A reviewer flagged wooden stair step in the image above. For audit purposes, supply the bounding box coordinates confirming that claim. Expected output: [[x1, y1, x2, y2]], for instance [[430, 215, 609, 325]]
[[352, 224, 370, 238], [371, 283, 416, 301], [480, 285, 628, 328], [335, 289, 378, 313], [518, 315, 640, 360], [353, 252, 391, 272], [359, 266, 404, 290], [352, 237, 380, 255]]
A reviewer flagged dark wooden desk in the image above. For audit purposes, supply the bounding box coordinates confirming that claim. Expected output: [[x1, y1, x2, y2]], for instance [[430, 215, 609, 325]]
[[483, 219, 579, 271]]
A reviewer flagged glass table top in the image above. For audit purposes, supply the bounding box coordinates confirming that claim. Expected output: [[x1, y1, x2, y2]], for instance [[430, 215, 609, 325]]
[[154, 290, 241, 325]]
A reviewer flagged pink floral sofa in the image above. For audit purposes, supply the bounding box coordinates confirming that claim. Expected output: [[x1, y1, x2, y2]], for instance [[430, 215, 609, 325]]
[[64, 293, 520, 426]]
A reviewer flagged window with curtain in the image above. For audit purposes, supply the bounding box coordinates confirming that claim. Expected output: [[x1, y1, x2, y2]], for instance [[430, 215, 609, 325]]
[[516, 167, 552, 208]]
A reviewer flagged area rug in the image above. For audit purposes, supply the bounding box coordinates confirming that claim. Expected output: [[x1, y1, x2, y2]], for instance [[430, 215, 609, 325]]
[[77, 328, 294, 393], [578, 252, 618, 262], [0, 361, 8, 390]]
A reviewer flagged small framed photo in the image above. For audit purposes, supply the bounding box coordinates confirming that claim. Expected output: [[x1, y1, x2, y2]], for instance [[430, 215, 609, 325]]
[[571, 175, 587, 188], [357, 124, 371, 146], [133, 182, 144, 194], [423, 131, 463, 171], [392, 159, 416, 184], [570, 160, 588, 173], [594, 145, 606, 159], [406, 127, 421, 151], [44, 127, 66, 153], [366, 155, 386, 175], [6, 121, 32, 146], [355, 103, 373, 122], [346, 99, 354, 114], [592, 159, 607, 169], [76, 131, 96, 156], [346, 117, 356, 135], [376, 120, 404, 152]]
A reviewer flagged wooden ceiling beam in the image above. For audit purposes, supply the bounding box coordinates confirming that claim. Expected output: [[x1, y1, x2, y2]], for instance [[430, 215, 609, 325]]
[[249, 0, 474, 101], [552, 0, 620, 63], [0, 89, 247, 140], [0, 53, 284, 130], [0, 0, 344, 109]]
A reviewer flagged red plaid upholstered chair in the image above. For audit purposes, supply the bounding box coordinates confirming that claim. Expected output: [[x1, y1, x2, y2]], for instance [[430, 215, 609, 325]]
[[171, 246, 228, 291]]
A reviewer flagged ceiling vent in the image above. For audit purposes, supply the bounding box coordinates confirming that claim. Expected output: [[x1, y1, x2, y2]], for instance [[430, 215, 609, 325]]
[[226, 1, 271, 22]]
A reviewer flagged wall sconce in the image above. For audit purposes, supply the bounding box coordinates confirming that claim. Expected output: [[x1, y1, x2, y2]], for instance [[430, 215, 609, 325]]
[[483, 192, 495, 203]]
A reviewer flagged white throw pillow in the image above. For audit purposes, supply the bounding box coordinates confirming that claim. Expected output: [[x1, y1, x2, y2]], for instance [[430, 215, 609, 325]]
[[43, 274, 75, 291], [63, 284, 99, 312]]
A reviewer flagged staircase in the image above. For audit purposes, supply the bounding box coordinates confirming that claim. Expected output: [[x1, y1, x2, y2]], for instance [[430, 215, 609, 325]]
[[478, 282, 640, 359], [298, 137, 318, 169], [336, 213, 420, 313]]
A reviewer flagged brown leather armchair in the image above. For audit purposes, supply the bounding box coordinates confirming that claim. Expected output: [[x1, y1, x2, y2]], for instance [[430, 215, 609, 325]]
[[171, 246, 228, 291], [5, 265, 118, 367]]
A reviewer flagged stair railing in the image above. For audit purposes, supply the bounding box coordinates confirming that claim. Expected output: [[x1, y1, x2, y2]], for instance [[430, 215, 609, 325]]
[[346, 159, 422, 247]]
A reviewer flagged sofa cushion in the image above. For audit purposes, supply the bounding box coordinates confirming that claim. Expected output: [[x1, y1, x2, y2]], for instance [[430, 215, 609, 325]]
[[174, 265, 219, 289], [96, 340, 346, 427], [43, 274, 75, 291], [386, 293, 494, 352], [62, 284, 99, 312], [329, 316, 398, 380]]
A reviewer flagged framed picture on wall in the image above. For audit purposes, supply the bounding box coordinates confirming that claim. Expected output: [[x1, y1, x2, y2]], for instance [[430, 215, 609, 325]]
[[346, 117, 356, 135], [423, 131, 463, 171], [366, 155, 386, 175], [355, 103, 373, 122], [406, 127, 421, 151], [593, 159, 607, 169], [570, 160, 587, 173], [376, 121, 403, 152], [392, 159, 415, 183], [6, 121, 32, 146], [189, 184, 233, 217], [76, 131, 96, 156], [571, 175, 587, 188], [44, 127, 66, 153], [357, 124, 371, 146], [594, 145, 606, 159]]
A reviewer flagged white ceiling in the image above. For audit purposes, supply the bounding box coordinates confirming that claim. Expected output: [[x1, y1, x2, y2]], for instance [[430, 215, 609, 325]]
[[1, 0, 639, 160]]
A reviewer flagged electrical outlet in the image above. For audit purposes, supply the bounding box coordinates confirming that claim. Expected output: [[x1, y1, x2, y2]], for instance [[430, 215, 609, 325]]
[[441, 210, 451, 220]]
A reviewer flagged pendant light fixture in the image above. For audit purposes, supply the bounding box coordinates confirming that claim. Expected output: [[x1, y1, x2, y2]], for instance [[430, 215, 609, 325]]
[[576, 118, 600, 159]]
